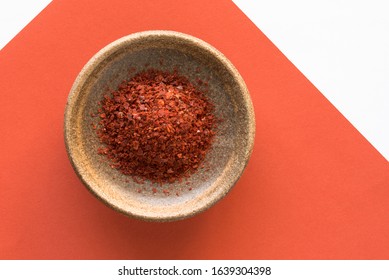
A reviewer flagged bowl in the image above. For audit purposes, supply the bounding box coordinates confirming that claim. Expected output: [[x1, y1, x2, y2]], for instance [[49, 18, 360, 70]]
[[64, 30, 255, 221]]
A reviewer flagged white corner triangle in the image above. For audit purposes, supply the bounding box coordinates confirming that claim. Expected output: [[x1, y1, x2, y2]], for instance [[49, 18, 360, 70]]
[[0, 0, 52, 50], [233, 0, 389, 161]]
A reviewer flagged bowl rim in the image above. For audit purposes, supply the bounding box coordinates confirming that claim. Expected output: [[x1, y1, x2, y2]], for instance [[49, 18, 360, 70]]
[[64, 30, 255, 222]]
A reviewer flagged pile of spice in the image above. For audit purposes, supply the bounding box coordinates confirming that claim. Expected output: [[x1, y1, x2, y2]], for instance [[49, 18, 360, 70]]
[[95, 68, 216, 184]]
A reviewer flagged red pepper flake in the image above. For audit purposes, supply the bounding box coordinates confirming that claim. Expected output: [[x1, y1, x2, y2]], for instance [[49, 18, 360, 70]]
[[132, 140, 139, 150], [132, 177, 145, 184], [95, 68, 217, 185], [163, 189, 170, 195]]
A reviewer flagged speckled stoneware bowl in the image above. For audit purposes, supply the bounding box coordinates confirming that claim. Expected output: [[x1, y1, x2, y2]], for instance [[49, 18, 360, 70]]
[[64, 30, 255, 221]]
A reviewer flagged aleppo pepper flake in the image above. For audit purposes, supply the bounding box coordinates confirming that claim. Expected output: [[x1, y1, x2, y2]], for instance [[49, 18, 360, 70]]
[[95, 68, 216, 185]]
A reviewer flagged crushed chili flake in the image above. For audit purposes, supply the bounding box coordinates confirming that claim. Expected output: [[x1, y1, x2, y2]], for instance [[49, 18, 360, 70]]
[[95, 68, 216, 185]]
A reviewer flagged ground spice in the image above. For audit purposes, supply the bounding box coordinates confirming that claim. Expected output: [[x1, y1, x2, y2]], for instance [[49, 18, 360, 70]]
[[95, 68, 216, 185]]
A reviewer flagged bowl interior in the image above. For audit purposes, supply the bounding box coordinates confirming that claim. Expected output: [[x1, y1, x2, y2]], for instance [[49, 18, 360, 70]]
[[65, 31, 254, 221]]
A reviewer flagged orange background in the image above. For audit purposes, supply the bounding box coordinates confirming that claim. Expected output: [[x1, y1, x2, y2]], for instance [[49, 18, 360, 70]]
[[0, 0, 388, 259]]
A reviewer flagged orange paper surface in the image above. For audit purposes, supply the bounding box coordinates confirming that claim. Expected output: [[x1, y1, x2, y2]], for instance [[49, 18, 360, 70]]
[[0, 0, 388, 259]]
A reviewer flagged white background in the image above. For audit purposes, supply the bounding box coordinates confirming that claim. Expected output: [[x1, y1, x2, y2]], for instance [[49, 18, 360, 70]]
[[233, 0, 389, 161], [0, 0, 52, 49], [1, 0, 388, 162]]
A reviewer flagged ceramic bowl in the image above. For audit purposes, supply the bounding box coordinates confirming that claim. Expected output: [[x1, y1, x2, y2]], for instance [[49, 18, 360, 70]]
[[64, 30, 255, 221]]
